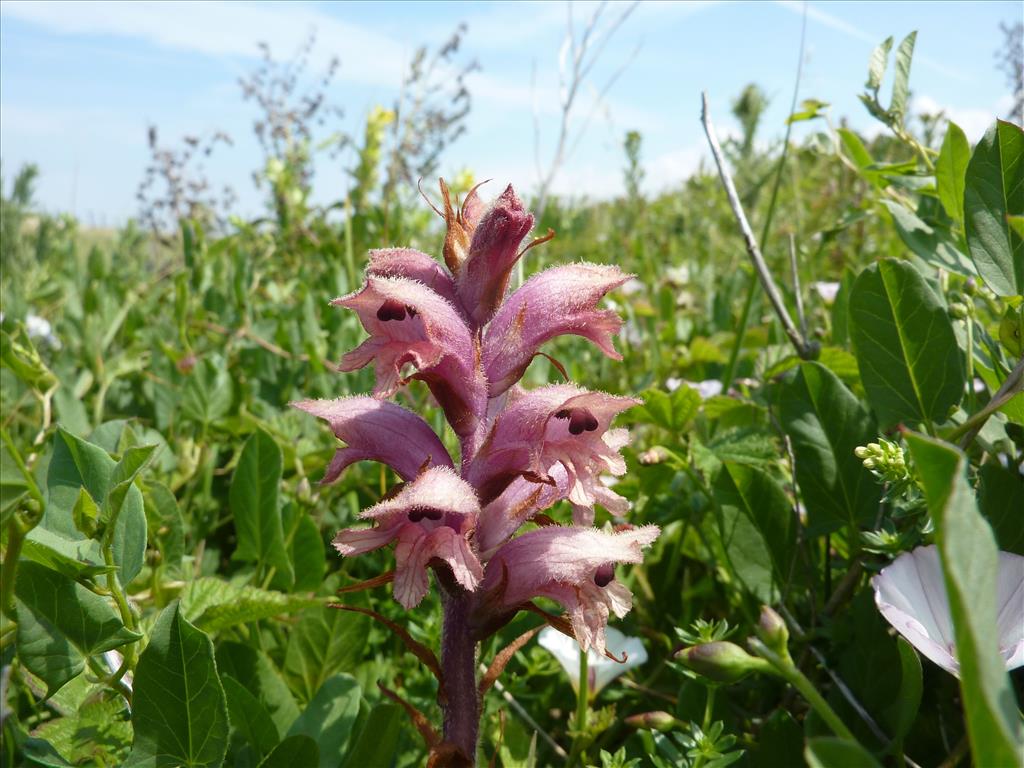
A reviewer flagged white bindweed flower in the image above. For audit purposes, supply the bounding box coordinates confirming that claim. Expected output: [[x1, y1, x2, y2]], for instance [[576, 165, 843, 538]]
[[813, 281, 840, 304], [25, 313, 60, 348], [666, 377, 683, 392], [538, 625, 648, 695], [871, 545, 1024, 677], [691, 379, 723, 399]]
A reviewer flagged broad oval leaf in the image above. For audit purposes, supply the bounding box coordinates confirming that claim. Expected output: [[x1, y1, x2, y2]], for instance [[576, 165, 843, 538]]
[[804, 737, 882, 768], [285, 675, 361, 768], [905, 434, 1023, 766], [125, 602, 229, 768], [778, 362, 880, 536], [259, 735, 319, 768], [230, 429, 293, 587], [964, 120, 1024, 296], [937, 121, 970, 224], [341, 703, 404, 768], [223, 676, 280, 761], [849, 259, 964, 428]]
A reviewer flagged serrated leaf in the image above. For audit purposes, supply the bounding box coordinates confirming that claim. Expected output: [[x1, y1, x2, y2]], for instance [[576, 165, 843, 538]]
[[778, 362, 880, 535], [905, 434, 1023, 766], [937, 122, 970, 223], [230, 429, 293, 587], [284, 603, 370, 704], [178, 576, 320, 633], [286, 675, 361, 768], [14, 561, 141, 695], [125, 602, 229, 768], [849, 259, 964, 428], [964, 120, 1024, 296]]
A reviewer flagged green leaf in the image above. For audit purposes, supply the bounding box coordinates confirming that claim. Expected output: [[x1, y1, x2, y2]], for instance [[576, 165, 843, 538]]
[[14, 561, 140, 695], [340, 703, 403, 768], [143, 483, 185, 574], [778, 362, 880, 535], [890, 637, 922, 741], [284, 604, 370, 704], [849, 259, 964, 428], [44, 428, 147, 584], [258, 736, 319, 768], [125, 602, 230, 768], [937, 122, 970, 223], [71, 486, 99, 538], [787, 99, 829, 124], [20, 526, 112, 580], [282, 503, 327, 593], [711, 463, 795, 601], [286, 675, 361, 768], [889, 31, 916, 122], [178, 576, 320, 633], [865, 36, 893, 92], [216, 642, 300, 735], [879, 200, 975, 278], [230, 429, 293, 587], [32, 692, 132, 766], [101, 443, 158, 528], [964, 120, 1024, 296], [223, 676, 280, 761], [180, 357, 233, 426], [904, 434, 1023, 766], [634, 387, 701, 432], [804, 737, 882, 768]]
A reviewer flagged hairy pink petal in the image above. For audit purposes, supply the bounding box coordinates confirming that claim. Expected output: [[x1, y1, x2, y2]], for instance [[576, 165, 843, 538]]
[[482, 525, 659, 652], [367, 248, 458, 306], [477, 465, 571, 556], [331, 467, 484, 609], [467, 384, 638, 510], [292, 396, 452, 483], [455, 185, 534, 327], [334, 276, 486, 437], [483, 263, 630, 396]]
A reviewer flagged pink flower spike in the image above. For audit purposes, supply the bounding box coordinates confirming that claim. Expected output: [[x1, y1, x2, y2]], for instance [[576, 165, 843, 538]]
[[455, 184, 535, 327], [333, 466, 484, 609], [291, 396, 453, 484], [483, 263, 630, 397], [366, 248, 458, 306], [334, 275, 486, 437], [476, 464, 571, 556], [468, 384, 639, 517], [482, 525, 660, 652]]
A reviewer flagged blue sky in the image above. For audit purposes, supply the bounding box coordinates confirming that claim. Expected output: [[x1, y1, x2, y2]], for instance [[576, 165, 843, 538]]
[[0, 0, 1018, 226]]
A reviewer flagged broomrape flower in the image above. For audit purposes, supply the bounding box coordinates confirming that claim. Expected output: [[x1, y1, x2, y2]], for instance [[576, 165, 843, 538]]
[[871, 545, 1024, 676], [294, 180, 658, 763], [538, 625, 648, 695]]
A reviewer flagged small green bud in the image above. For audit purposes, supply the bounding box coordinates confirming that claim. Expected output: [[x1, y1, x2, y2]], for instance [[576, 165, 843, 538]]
[[862, 458, 876, 469], [964, 278, 977, 296], [625, 711, 680, 732], [853, 446, 870, 459], [755, 606, 789, 653], [675, 641, 768, 683], [948, 302, 968, 319]]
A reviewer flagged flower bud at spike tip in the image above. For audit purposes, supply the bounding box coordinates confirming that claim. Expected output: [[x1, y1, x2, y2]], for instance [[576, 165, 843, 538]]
[[756, 606, 789, 654], [675, 641, 767, 684], [625, 711, 680, 732]]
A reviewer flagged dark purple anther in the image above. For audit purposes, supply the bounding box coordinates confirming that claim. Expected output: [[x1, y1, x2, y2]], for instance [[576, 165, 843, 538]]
[[594, 563, 615, 587], [408, 507, 445, 523], [376, 299, 408, 321]]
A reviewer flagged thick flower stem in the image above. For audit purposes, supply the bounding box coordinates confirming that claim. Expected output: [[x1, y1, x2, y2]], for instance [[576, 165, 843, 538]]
[[441, 590, 480, 762]]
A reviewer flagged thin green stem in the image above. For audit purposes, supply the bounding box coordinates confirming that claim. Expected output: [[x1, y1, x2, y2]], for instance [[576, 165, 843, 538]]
[[748, 637, 856, 743], [1, 517, 28, 620], [103, 541, 139, 672], [567, 648, 590, 766], [1, 427, 45, 508]]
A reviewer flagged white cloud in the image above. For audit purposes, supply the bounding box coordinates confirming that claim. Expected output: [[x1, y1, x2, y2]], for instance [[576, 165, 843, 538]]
[[912, 95, 998, 143], [773, 0, 967, 82]]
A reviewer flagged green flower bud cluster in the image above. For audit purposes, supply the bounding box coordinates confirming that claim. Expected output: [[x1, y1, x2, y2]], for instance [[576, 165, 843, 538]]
[[854, 438, 909, 485]]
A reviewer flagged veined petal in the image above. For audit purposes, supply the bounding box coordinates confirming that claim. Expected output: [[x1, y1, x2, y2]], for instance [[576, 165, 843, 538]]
[[482, 525, 659, 652], [455, 185, 534, 327], [468, 384, 638, 509], [367, 248, 458, 306], [477, 464, 570, 556], [483, 263, 630, 396], [292, 396, 453, 483], [334, 276, 486, 436], [332, 467, 484, 609]]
